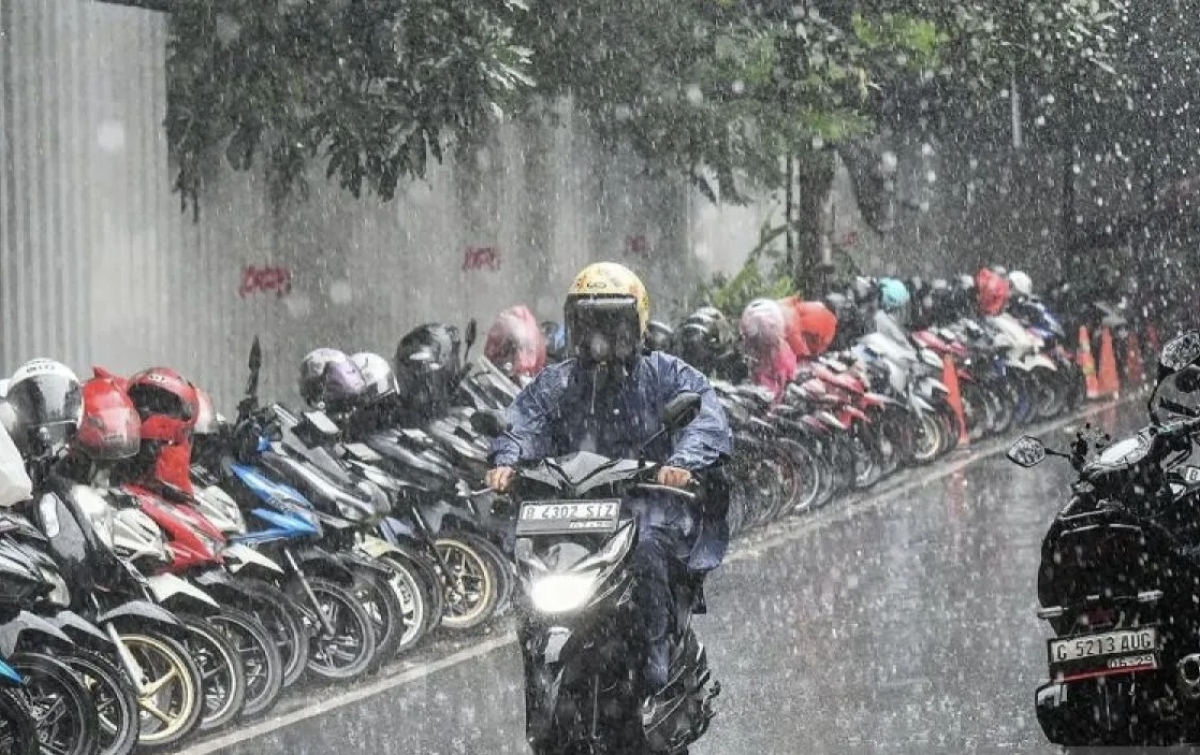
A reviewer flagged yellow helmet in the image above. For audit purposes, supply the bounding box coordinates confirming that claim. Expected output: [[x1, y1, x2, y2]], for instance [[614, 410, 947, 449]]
[[564, 263, 651, 365]]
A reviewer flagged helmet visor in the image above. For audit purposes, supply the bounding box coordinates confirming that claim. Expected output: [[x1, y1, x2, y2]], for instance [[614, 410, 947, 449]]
[[78, 406, 141, 460], [8, 374, 82, 451], [566, 297, 641, 364]]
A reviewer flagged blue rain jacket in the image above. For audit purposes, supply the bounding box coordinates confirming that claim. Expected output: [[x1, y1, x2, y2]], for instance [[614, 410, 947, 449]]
[[490, 352, 734, 570]]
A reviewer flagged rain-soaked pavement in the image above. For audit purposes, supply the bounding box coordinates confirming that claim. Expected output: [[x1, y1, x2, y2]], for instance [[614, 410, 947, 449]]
[[188, 402, 1138, 755]]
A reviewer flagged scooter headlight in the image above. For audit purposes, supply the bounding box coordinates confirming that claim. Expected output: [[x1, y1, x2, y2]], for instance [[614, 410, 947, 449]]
[[530, 571, 599, 615]]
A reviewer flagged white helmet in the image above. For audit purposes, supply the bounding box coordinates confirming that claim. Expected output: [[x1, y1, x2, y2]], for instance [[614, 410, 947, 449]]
[[350, 352, 397, 402], [1009, 270, 1032, 297]]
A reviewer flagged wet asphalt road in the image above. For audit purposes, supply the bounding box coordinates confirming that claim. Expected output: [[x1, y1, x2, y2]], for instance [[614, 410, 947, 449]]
[[187, 402, 1137, 755]]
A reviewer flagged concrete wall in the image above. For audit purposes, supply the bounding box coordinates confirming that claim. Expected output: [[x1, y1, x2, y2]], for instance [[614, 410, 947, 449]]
[[1, 0, 699, 411]]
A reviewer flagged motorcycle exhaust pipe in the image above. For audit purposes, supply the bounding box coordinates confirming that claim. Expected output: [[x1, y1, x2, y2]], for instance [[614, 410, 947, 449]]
[[1177, 654, 1200, 699]]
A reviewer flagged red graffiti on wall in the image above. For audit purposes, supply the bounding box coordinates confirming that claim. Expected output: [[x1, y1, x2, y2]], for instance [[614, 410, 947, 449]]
[[239, 265, 293, 298], [624, 235, 650, 257], [462, 246, 502, 271], [839, 231, 860, 248]]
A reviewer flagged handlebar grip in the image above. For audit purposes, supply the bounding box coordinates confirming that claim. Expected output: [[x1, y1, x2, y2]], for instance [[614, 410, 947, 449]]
[[635, 483, 698, 501]]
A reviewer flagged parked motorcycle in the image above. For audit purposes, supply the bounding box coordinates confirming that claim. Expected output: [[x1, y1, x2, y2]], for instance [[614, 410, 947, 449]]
[[1007, 331, 1200, 745]]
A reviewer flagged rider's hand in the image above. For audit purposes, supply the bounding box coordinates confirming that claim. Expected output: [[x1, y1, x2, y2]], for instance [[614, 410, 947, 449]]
[[656, 466, 693, 489], [486, 466, 516, 493]]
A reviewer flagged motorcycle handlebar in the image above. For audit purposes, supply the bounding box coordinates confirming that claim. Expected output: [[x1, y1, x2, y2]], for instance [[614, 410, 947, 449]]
[[635, 482, 698, 501]]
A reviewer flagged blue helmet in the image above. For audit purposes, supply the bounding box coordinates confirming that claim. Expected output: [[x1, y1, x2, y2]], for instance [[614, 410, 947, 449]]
[[878, 278, 910, 312]]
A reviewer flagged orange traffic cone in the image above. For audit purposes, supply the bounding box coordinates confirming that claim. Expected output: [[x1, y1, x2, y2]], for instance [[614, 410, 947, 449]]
[[1124, 331, 1145, 387], [1078, 326, 1101, 400], [1097, 327, 1120, 398], [941, 354, 969, 447]]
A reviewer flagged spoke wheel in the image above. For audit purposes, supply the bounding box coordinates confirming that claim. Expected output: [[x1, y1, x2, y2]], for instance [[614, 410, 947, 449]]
[[0, 688, 38, 755], [11, 652, 100, 755], [435, 537, 498, 630], [59, 649, 139, 755], [122, 632, 203, 751], [206, 608, 284, 718]]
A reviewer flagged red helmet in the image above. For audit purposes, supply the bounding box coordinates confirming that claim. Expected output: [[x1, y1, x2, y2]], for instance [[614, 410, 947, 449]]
[[975, 268, 1010, 316], [791, 299, 839, 357], [127, 367, 198, 444], [484, 305, 546, 379], [76, 377, 141, 460]]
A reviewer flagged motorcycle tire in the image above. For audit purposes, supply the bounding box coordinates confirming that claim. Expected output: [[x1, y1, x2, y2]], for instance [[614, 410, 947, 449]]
[[205, 607, 285, 719], [60, 647, 140, 755], [812, 437, 839, 508], [376, 552, 435, 653], [120, 630, 204, 752], [910, 410, 943, 465], [179, 614, 248, 732], [291, 577, 378, 682], [0, 687, 38, 755], [985, 381, 1014, 436], [351, 567, 407, 672], [1032, 366, 1065, 419], [434, 536, 500, 631], [404, 549, 447, 637], [781, 438, 821, 514], [457, 532, 515, 621], [850, 427, 884, 489], [230, 578, 310, 688], [11, 651, 101, 755], [958, 381, 991, 442], [766, 446, 802, 521]]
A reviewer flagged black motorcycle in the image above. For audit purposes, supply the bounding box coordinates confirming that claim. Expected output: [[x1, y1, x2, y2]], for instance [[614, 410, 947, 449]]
[[472, 393, 720, 755], [1007, 330, 1200, 745]]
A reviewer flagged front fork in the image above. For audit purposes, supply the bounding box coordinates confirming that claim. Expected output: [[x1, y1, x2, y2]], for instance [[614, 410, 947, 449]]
[[283, 546, 338, 636]]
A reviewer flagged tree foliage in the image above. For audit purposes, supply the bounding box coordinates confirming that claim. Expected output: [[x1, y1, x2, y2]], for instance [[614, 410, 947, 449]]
[[164, 0, 1144, 214], [166, 0, 530, 216]]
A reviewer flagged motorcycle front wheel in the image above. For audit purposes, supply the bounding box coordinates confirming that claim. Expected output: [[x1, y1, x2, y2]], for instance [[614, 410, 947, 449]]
[[60, 648, 140, 755], [435, 537, 499, 631], [0, 687, 37, 755], [206, 607, 285, 718], [292, 577, 378, 682], [179, 615, 247, 732], [122, 631, 205, 752], [11, 651, 101, 755]]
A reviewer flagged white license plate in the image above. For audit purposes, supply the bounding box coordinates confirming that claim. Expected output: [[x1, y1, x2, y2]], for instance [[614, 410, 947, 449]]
[[1049, 628, 1158, 664], [515, 500, 621, 535]]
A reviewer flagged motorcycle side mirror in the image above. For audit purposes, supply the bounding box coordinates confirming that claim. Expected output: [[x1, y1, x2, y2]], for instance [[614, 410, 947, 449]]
[[662, 392, 702, 431], [1176, 365, 1200, 394], [1159, 332, 1200, 374], [464, 319, 477, 352], [470, 409, 509, 438], [1006, 436, 1048, 468], [249, 335, 262, 373], [1150, 332, 1200, 421]]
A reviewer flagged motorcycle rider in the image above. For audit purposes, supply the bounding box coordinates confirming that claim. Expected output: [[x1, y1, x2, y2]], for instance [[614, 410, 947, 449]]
[[740, 298, 797, 403], [875, 277, 912, 343], [484, 305, 547, 385], [484, 262, 733, 720]]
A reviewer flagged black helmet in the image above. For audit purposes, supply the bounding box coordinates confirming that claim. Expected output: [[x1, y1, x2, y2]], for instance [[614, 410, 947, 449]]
[[645, 320, 675, 353], [677, 307, 735, 374], [6, 359, 83, 458], [299, 348, 366, 412], [823, 292, 867, 351], [394, 324, 462, 416]]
